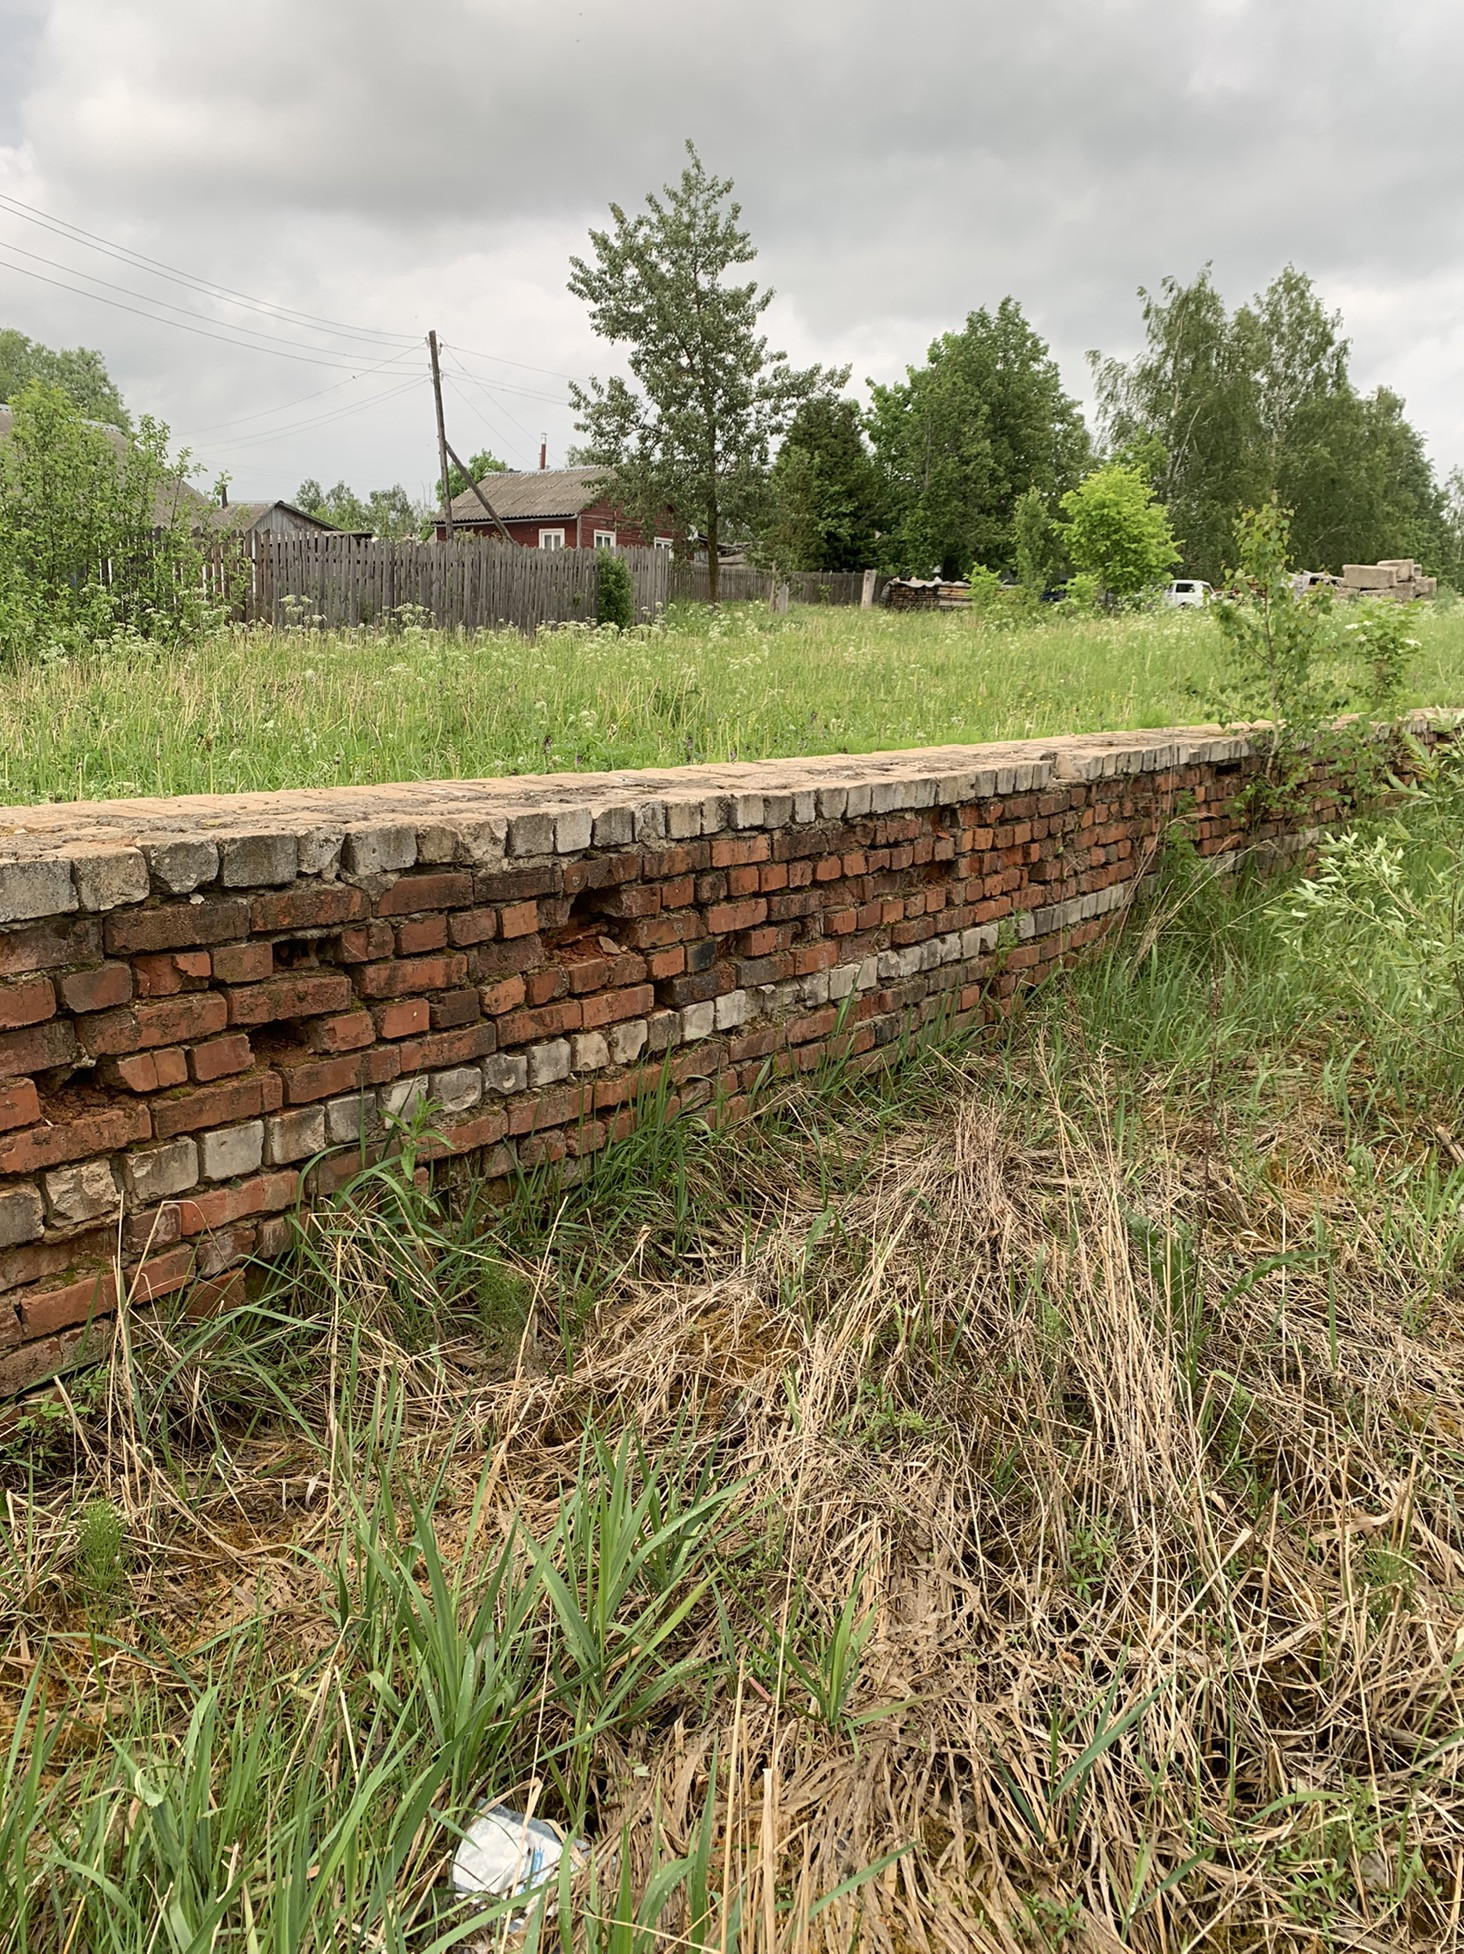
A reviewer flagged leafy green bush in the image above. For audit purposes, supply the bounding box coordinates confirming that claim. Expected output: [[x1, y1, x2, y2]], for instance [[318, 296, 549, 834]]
[[1059, 462, 1179, 602], [0, 379, 208, 662], [596, 547, 635, 629]]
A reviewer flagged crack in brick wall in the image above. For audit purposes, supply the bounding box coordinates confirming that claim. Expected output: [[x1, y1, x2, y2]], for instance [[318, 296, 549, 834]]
[[0, 719, 1445, 1398]]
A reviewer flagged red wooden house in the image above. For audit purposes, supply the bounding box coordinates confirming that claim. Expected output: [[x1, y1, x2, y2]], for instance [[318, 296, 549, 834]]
[[436, 466, 675, 552]]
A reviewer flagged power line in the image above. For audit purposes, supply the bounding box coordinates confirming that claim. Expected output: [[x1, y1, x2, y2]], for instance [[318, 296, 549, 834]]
[[209, 375, 424, 454], [0, 190, 416, 348], [176, 346, 422, 436], [0, 249, 398, 370]]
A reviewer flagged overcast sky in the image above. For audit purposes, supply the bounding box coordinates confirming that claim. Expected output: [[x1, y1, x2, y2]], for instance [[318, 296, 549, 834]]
[[1, 0, 1461, 504]]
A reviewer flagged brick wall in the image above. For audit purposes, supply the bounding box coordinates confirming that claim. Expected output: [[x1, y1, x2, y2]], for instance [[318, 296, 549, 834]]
[[0, 721, 1435, 1398]]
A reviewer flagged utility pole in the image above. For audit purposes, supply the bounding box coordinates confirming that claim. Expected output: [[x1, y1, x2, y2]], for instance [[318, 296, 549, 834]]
[[428, 330, 453, 540]]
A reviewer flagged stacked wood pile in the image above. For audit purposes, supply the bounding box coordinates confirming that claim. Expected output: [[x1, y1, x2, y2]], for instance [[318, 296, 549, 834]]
[[884, 579, 972, 611]]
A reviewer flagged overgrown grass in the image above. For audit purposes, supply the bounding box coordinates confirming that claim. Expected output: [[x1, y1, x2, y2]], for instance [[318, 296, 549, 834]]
[[6, 755, 1464, 1947], [7, 598, 1464, 803]]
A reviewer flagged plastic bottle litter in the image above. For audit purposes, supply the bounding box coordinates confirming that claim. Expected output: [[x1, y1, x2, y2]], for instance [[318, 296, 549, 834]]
[[451, 1806, 590, 1902]]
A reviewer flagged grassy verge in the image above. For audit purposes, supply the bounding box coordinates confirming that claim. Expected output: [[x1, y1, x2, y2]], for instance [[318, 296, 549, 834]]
[[6, 599, 1464, 804], [5, 750, 1464, 1948]]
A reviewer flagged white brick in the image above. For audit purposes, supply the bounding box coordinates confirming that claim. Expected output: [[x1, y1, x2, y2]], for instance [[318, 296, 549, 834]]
[[0, 1184, 44, 1248], [482, 1053, 528, 1095], [343, 825, 417, 875], [0, 859, 76, 924], [381, 1075, 428, 1121], [665, 799, 702, 840], [608, 1018, 648, 1066], [145, 838, 218, 895], [645, 1009, 680, 1053], [45, 1158, 121, 1226], [554, 808, 594, 853], [633, 801, 667, 842], [571, 1031, 610, 1071], [828, 963, 857, 1001], [816, 787, 849, 820], [69, 849, 150, 912], [730, 794, 764, 830], [220, 833, 298, 887], [856, 957, 880, 990], [298, 830, 344, 877], [325, 1092, 376, 1144], [201, 1122, 264, 1181], [714, 988, 751, 1030], [792, 790, 817, 823], [265, 1106, 327, 1165], [122, 1139, 198, 1206], [430, 1065, 483, 1115], [527, 1039, 571, 1087], [681, 1000, 715, 1040], [592, 805, 635, 848]]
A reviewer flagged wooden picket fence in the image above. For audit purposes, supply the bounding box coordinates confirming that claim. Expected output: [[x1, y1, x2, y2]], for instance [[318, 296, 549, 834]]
[[667, 564, 873, 606], [200, 533, 671, 634]]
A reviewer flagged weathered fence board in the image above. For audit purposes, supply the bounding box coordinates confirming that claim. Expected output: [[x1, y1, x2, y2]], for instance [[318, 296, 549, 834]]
[[667, 564, 877, 606], [205, 534, 670, 634]]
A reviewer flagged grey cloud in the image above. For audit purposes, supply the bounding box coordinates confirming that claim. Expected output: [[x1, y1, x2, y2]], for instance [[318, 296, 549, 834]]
[[4, 0, 1464, 494]]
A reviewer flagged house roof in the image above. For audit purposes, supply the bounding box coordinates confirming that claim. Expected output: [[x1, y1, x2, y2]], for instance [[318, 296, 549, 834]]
[[0, 403, 213, 526], [194, 500, 341, 535], [448, 466, 612, 525]]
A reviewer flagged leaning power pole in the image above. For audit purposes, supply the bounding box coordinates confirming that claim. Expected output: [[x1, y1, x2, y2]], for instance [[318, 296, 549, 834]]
[[428, 330, 454, 540]]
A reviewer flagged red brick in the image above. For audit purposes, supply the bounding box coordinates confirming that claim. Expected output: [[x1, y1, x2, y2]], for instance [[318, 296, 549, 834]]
[[105, 898, 251, 956], [419, 1107, 507, 1161], [277, 1046, 399, 1104], [190, 1033, 254, 1082], [448, 907, 497, 947], [0, 1103, 150, 1175], [19, 1269, 116, 1337], [354, 955, 467, 998], [525, 968, 568, 1006], [211, 941, 273, 984], [251, 883, 367, 932], [304, 1010, 376, 1053], [480, 975, 526, 1016], [706, 898, 767, 935], [499, 901, 538, 939], [429, 989, 481, 1030], [134, 950, 211, 996], [0, 1019, 77, 1079], [660, 875, 695, 909], [507, 1084, 587, 1135], [176, 1170, 299, 1236], [101, 1047, 189, 1092], [395, 914, 447, 955], [58, 962, 132, 1014], [0, 1080, 40, 1132], [375, 871, 473, 916], [0, 974, 55, 1030], [0, 917, 102, 978], [226, 971, 353, 1026], [647, 947, 684, 980], [150, 1073, 282, 1140], [579, 983, 655, 1030], [375, 998, 430, 1039], [126, 1246, 198, 1305], [80, 992, 228, 1057], [710, 835, 771, 868], [497, 1000, 583, 1044], [333, 921, 394, 962], [395, 1023, 497, 1072]]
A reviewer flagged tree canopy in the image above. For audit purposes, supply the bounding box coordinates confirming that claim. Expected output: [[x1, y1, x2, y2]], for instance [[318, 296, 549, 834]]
[[0, 327, 131, 430], [1059, 463, 1180, 601], [756, 396, 882, 571], [293, 478, 424, 539], [866, 299, 1090, 578], [568, 142, 838, 597], [1091, 267, 1447, 580]]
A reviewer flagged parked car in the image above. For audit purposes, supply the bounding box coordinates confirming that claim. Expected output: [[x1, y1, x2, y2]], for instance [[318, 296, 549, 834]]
[[1162, 579, 1213, 609]]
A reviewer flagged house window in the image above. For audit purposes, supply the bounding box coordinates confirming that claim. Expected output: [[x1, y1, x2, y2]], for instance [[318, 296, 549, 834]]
[[592, 529, 616, 550], [538, 529, 565, 550], [653, 536, 674, 551]]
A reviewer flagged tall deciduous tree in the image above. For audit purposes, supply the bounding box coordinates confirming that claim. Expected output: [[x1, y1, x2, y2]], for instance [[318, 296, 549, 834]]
[[757, 396, 883, 571], [1059, 463, 1179, 601], [1091, 266, 1447, 580], [0, 327, 131, 430], [567, 143, 837, 600], [866, 299, 1090, 578]]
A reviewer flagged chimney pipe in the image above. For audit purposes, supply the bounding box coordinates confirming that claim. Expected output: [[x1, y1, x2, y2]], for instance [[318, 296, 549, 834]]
[[539, 435, 547, 471]]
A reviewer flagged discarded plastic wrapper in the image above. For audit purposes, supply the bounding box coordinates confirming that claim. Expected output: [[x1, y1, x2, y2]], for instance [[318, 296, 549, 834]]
[[451, 1807, 591, 1901]]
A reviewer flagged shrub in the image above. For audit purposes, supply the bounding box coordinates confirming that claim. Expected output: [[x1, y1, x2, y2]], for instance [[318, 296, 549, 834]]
[[0, 380, 208, 662], [1059, 462, 1179, 602], [596, 547, 635, 629]]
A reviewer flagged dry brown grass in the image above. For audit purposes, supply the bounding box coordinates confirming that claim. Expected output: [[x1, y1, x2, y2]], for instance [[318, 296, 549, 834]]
[[5, 938, 1464, 1949]]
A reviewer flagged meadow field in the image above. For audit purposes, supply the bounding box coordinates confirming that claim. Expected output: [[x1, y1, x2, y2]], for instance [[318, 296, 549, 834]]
[[6, 744, 1464, 1949], [7, 597, 1464, 804]]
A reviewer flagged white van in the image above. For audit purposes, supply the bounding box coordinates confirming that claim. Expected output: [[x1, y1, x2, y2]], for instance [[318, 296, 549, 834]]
[[1162, 579, 1213, 609]]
